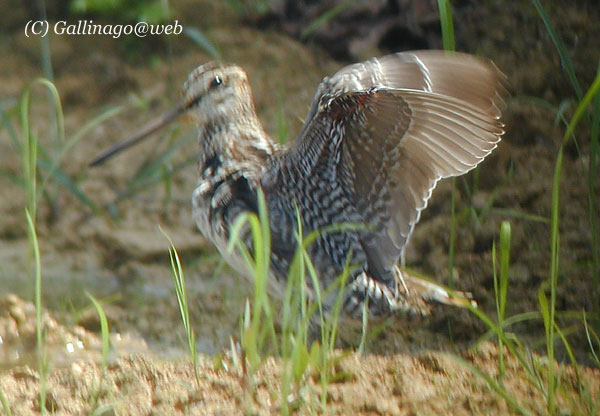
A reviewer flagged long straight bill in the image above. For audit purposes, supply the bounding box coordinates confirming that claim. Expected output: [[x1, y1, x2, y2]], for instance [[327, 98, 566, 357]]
[[89, 101, 187, 167]]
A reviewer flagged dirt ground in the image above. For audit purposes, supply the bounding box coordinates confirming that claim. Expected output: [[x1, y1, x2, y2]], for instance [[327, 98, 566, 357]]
[[1, 0, 599, 414]]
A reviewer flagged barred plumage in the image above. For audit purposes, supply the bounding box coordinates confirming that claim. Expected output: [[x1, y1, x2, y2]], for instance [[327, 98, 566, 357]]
[[92, 50, 506, 319]]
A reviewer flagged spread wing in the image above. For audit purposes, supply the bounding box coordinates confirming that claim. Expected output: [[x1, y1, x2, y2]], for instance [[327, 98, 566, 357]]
[[283, 50, 505, 276]]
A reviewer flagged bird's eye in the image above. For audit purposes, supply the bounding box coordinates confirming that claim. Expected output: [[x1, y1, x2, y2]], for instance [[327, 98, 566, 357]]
[[210, 75, 223, 89]]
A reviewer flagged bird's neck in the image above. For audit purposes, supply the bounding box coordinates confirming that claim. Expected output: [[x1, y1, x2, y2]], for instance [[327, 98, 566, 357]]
[[197, 116, 275, 182]]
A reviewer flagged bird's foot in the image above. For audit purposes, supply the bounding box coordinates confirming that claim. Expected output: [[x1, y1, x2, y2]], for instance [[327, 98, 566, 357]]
[[397, 268, 478, 310]]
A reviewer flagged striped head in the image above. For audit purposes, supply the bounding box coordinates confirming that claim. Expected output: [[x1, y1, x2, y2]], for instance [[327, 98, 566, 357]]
[[182, 62, 259, 128]]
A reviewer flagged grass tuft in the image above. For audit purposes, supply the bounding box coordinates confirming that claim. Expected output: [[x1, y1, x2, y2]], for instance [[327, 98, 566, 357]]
[[84, 292, 113, 413], [20, 78, 53, 413], [160, 226, 201, 387], [493, 221, 511, 378], [225, 189, 359, 413], [461, 44, 600, 416], [85, 292, 111, 374], [542, 65, 600, 414], [532, 0, 600, 331]]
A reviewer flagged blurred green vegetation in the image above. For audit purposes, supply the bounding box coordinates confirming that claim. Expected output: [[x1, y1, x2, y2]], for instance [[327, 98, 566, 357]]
[[70, 0, 172, 24]]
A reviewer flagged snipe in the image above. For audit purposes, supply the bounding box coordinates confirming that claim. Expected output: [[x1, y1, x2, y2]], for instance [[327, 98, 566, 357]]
[[92, 51, 505, 318]]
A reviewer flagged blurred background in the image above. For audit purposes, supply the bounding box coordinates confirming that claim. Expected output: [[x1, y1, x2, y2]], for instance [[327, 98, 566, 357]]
[[0, 0, 599, 363]]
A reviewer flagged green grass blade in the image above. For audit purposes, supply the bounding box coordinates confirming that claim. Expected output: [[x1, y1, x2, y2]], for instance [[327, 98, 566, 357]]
[[492, 240, 504, 377], [448, 177, 457, 289], [590, 70, 600, 319], [25, 208, 47, 413], [41, 105, 123, 200], [114, 153, 198, 204], [475, 310, 597, 347], [475, 311, 540, 346], [19, 78, 65, 219], [325, 258, 352, 352], [583, 311, 600, 367], [437, 0, 456, 291], [437, 0, 455, 52], [159, 226, 200, 386], [499, 222, 511, 321], [116, 131, 195, 198], [226, 189, 277, 369], [538, 284, 556, 412], [554, 322, 581, 386], [532, 0, 582, 99], [37, 158, 99, 212], [19, 78, 65, 144], [127, 130, 193, 187], [491, 222, 510, 378], [301, 1, 353, 40], [25, 210, 42, 347], [561, 71, 600, 147], [466, 302, 536, 382], [451, 355, 534, 416], [0, 387, 11, 416], [276, 86, 288, 145], [183, 27, 221, 59], [85, 292, 110, 373], [1, 100, 20, 149], [21, 98, 38, 218], [492, 239, 499, 312]]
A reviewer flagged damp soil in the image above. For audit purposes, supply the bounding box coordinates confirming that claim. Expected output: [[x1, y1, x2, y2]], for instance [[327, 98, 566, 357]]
[[1, 0, 599, 414]]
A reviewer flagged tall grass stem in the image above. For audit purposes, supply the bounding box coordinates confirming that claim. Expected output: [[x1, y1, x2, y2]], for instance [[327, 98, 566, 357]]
[[160, 226, 200, 386]]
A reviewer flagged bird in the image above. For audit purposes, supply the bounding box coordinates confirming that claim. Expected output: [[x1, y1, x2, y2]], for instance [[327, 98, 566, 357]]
[[91, 50, 505, 319]]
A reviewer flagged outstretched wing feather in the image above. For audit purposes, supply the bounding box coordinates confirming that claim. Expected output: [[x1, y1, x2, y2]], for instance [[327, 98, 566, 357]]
[[284, 50, 505, 275]]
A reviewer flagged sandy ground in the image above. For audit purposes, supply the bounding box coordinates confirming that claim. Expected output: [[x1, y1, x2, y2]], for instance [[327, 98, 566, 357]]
[[1, 295, 598, 415], [1, 0, 599, 414]]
